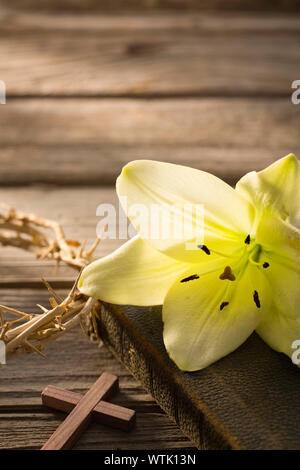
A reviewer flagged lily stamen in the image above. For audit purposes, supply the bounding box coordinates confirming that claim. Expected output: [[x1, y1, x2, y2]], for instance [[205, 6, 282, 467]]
[[219, 266, 236, 281], [220, 302, 229, 311], [244, 234, 251, 244], [180, 274, 200, 283], [198, 245, 211, 255], [253, 290, 261, 308]]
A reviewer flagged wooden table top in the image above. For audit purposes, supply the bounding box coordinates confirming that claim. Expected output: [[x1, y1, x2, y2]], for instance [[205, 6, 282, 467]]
[[0, 6, 299, 449]]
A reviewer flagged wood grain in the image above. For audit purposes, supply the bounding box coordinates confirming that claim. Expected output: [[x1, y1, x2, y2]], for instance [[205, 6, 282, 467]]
[[1, 15, 299, 97], [42, 385, 136, 432], [0, 290, 194, 449], [41, 373, 119, 449], [0, 99, 298, 186], [2, 99, 297, 147], [2, 10, 300, 33], [3, 144, 300, 187], [1, 1, 299, 12]]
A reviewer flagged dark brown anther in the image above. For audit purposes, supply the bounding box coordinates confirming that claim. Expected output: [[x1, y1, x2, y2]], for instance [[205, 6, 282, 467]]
[[244, 234, 251, 244], [180, 274, 199, 283], [263, 262, 270, 268], [198, 245, 210, 255], [220, 302, 229, 311], [253, 290, 261, 308], [219, 266, 236, 281]]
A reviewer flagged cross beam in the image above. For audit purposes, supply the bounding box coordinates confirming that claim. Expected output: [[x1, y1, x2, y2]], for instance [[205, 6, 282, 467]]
[[41, 373, 136, 450]]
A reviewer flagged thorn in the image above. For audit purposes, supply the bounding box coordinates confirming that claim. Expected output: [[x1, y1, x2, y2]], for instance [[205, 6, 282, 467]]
[[23, 340, 47, 358], [79, 238, 87, 257], [41, 278, 64, 304], [49, 297, 58, 309], [37, 304, 48, 313], [0, 304, 31, 319], [86, 237, 102, 258]]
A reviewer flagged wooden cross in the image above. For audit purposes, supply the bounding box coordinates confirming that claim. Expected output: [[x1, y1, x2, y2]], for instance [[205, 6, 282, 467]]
[[41, 372, 136, 450]]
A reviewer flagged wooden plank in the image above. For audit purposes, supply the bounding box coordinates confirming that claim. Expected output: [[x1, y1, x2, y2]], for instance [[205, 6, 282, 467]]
[[3, 98, 296, 148], [0, 289, 194, 450], [0, 411, 193, 450], [2, 35, 300, 97], [1, 1, 299, 12], [0, 411, 195, 450], [2, 10, 300, 34], [0, 98, 298, 185], [1, 15, 299, 97], [3, 145, 299, 187]]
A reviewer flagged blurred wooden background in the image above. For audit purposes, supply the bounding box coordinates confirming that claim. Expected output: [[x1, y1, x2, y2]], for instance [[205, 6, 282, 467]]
[[1, 0, 300, 11], [0, 0, 299, 450]]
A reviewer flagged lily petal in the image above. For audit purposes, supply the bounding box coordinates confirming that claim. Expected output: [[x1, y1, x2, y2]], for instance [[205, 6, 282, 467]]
[[78, 235, 190, 306], [256, 305, 300, 362], [257, 252, 300, 319], [256, 214, 300, 262], [117, 160, 254, 262], [236, 154, 300, 224], [163, 262, 270, 371]]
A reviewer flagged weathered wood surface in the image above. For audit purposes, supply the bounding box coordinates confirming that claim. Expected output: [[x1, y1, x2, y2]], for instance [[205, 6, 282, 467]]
[[0, 290, 193, 449], [0, 99, 299, 185], [1, 10, 299, 186], [2, 99, 297, 147], [0, 186, 194, 448], [1, 12, 299, 97], [2, 10, 300, 33], [1, 0, 299, 11], [3, 145, 298, 187]]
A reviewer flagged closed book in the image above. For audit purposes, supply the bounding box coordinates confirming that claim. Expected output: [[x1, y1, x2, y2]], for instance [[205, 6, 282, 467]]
[[94, 302, 300, 450]]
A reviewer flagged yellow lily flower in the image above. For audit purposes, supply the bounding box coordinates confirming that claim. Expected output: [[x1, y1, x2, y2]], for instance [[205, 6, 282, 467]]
[[78, 154, 300, 371]]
